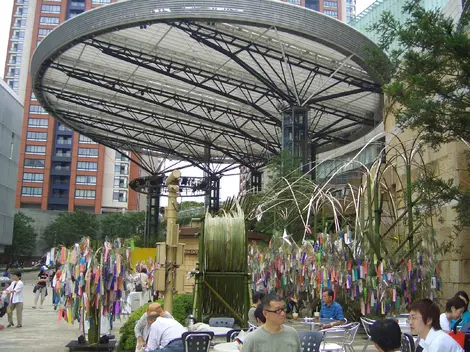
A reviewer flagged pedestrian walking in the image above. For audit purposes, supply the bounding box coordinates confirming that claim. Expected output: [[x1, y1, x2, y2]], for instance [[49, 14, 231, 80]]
[[5, 270, 24, 328], [32, 266, 49, 309]]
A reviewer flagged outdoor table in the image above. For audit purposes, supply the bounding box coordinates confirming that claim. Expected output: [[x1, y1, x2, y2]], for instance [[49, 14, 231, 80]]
[[208, 326, 233, 336], [301, 318, 337, 331], [213, 342, 239, 352]]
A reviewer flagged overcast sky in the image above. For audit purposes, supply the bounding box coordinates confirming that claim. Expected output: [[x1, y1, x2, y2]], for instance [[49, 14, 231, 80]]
[[0, 0, 376, 204]]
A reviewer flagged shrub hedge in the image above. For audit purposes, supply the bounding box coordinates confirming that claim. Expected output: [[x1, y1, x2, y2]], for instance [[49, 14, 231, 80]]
[[118, 294, 193, 351]]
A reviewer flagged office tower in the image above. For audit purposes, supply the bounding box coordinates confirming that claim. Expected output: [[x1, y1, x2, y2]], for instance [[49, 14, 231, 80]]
[[0, 81, 23, 252], [282, 0, 350, 21], [349, 0, 449, 44], [3, 0, 142, 214]]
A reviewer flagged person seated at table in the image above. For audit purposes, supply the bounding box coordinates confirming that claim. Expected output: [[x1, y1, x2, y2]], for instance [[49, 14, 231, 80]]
[[440, 296, 466, 332], [369, 319, 402, 352], [145, 312, 186, 352], [248, 292, 264, 326], [242, 293, 301, 352], [319, 289, 345, 329], [135, 303, 174, 351], [236, 305, 266, 350], [451, 291, 470, 330], [409, 298, 464, 352]]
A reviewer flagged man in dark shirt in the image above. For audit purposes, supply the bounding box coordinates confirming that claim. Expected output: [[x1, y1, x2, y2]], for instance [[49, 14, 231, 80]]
[[320, 289, 345, 329]]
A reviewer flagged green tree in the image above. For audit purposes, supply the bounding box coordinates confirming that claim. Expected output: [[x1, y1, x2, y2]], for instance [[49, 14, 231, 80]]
[[368, 0, 470, 227], [42, 210, 100, 248], [179, 201, 204, 211], [100, 212, 146, 239], [5, 212, 37, 261]]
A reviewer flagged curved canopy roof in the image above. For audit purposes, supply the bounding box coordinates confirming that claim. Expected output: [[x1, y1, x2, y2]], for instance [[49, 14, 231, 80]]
[[31, 0, 385, 174]]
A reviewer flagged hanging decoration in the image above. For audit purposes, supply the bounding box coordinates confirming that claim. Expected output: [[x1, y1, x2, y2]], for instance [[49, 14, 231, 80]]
[[249, 230, 441, 317], [51, 237, 132, 342]]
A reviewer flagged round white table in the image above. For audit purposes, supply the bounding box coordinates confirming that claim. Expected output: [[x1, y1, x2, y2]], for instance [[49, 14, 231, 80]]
[[213, 342, 239, 352], [208, 326, 232, 337]]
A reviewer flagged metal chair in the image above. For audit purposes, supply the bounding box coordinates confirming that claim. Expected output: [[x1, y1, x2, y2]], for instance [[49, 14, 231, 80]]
[[342, 322, 360, 352], [320, 327, 346, 352], [182, 331, 214, 352], [360, 317, 375, 352], [461, 322, 470, 333], [401, 333, 415, 352], [226, 329, 242, 342], [299, 331, 323, 352], [208, 317, 235, 328]]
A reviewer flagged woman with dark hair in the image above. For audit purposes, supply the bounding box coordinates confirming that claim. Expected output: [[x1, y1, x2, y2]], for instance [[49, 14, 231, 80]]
[[369, 319, 401, 352], [453, 291, 470, 330], [440, 297, 466, 332], [32, 266, 49, 309], [409, 299, 463, 352]]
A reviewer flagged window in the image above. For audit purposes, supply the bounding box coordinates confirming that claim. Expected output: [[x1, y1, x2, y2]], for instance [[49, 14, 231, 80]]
[[115, 151, 129, 161], [27, 132, 47, 141], [79, 135, 96, 144], [29, 105, 47, 114], [113, 176, 128, 188], [77, 161, 97, 171], [7, 80, 19, 89], [76, 175, 97, 185], [11, 30, 25, 39], [31, 92, 37, 100], [13, 19, 26, 27], [92, 0, 111, 3], [24, 158, 45, 168], [53, 163, 70, 171], [10, 43, 23, 52], [55, 149, 71, 157], [22, 186, 42, 196], [7, 68, 20, 76], [323, 1, 338, 7], [75, 189, 96, 199], [28, 118, 48, 128], [78, 148, 99, 157], [9, 54, 22, 65], [113, 190, 128, 202], [39, 16, 59, 25], [38, 28, 53, 37], [23, 173, 44, 182], [114, 163, 129, 175], [57, 138, 72, 145], [41, 5, 60, 13], [324, 10, 338, 17], [25, 145, 46, 155], [57, 123, 72, 132]]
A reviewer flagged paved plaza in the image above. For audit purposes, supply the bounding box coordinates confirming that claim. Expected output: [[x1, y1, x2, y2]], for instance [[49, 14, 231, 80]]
[[1, 272, 380, 351], [0, 271, 125, 352]]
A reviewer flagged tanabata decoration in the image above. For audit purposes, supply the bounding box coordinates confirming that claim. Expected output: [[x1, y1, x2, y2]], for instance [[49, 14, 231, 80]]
[[51, 238, 132, 340], [249, 229, 440, 317]]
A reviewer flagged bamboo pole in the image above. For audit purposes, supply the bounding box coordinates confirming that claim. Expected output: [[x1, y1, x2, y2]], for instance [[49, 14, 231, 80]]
[[203, 280, 246, 325], [405, 164, 414, 253], [164, 170, 181, 314]]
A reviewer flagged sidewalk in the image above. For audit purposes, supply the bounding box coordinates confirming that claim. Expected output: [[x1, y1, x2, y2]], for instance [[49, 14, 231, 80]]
[[0, 271, 127, 352]]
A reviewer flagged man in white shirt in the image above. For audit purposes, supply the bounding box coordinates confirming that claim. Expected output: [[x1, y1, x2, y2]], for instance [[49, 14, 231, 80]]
[[409, 298, 464, 352], [6, 270, 24, 328], [145, 312, 186, 352], [135, 303, 174, 351]]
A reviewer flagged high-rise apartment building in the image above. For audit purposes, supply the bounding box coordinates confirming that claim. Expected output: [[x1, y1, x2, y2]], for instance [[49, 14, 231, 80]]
[[3, 0, 143, 214], [281, 0, 351, 21]]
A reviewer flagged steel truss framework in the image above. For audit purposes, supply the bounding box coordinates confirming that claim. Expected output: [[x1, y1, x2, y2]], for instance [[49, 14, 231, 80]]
[[31, 0, 386, 177]]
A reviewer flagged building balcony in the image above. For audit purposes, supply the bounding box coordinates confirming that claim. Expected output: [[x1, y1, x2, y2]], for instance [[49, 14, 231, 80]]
[[56, 140, 73, 147], [50, 168, 71, 176], [48, 197, 68, 205], [52, 155, 72, 162]]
